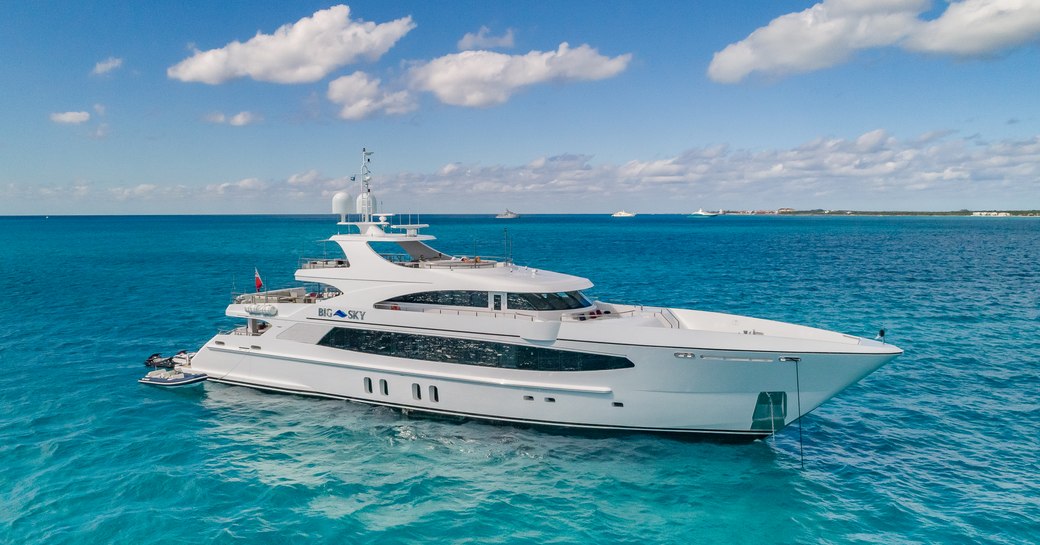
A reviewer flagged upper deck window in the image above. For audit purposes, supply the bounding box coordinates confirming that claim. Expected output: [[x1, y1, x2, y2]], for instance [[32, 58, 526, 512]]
[[385, 290, 489, 308], [506, 291, 592, 311]]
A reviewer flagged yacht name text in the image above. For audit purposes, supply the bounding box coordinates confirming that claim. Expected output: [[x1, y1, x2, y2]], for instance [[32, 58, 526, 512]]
[[318, 308, 366, 321]]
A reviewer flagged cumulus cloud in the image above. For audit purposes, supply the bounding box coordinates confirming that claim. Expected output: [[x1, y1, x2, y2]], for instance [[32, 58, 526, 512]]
[[7, 131, 1037, 213], [109, 184, 158, 200], [458, 26, 515, 50], [92, 56, 123, 75], [905, 0, 1040, 55], [50, 111, 91, 124], [205, 111, 262, 125], [327, 71, 416, 120], [206, 177, 267, 195], [708, 0, 927, 83], [409, 42, 632, 107], [229, 112, 260, 126], [167, 5, 415, 84], [709, 0, 1040, 83], [362, 130, 1040, 211]]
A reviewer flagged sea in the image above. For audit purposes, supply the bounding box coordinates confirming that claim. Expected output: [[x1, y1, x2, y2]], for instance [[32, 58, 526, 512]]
[[1, 214, 1037, 544]]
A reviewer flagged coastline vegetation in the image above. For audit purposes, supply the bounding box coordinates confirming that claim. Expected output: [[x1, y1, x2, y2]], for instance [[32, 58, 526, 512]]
[[783, 209, 1040, 217]]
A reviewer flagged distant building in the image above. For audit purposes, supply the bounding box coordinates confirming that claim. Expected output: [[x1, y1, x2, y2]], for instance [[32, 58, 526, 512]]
[[972, 211, 1011, 217], [777, 208, 796, 214]]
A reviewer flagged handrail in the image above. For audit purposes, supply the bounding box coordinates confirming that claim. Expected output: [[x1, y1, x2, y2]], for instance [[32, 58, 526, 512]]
[[300, 257, 349, 270], [232, 284, 341, 304], [373, 302, 539, 321]]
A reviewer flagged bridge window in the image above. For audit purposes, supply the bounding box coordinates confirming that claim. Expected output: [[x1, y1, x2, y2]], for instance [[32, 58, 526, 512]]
[[384, 290, 489, 308], [506, 291, 592, 311]]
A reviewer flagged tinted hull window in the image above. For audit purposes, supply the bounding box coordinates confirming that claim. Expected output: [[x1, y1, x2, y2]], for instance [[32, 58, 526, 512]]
[[318, 327, 633, 372]]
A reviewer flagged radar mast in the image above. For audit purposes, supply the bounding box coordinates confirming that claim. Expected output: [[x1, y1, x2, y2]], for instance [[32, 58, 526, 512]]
[[356, 148, 377, 222]]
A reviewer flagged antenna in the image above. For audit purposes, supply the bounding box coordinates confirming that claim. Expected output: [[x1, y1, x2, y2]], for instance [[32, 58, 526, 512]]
[[503, 228, 513, 263], [356, 147, 377, 222]]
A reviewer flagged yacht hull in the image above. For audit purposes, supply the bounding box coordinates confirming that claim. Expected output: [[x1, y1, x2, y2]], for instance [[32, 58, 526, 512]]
[[188, 316, 898, 439]]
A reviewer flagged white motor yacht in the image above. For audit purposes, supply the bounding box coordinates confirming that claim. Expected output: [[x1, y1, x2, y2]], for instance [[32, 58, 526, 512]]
[[185, 149, 901, 440], [611, 210, 636, 217]]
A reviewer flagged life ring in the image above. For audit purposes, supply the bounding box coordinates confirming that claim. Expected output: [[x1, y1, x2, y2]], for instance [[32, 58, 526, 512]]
[[390, 304, 400, 310]]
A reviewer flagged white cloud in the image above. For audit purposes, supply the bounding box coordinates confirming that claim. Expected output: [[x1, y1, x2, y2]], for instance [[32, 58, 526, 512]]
[[206, 177, 267, 195], [91, 123, 110, 139], [50, 111, 91, 124], [109, 184, 158, 200], [92, 56, 123, 75], [167, 5, 415, 84], [229, 111, 260, 126], [7, 131, 1038, 213], [709, 0, 1040, 83], [365, 130, 1040, 211], [708, 0, 927, 83], [288, 169, 323, 186], [205, 111, 262, 126], [905, 0, 1040, 55], [458, 26, 515, 50], [327, 71, 416, 120], [409, 42, 632, 107]]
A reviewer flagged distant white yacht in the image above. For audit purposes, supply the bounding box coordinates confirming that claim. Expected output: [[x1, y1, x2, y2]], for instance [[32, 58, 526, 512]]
[[496, 209, 519, 219], [611, 210, 636, 217], [690, 208, 720, 217], [180, 148, 901, 440]]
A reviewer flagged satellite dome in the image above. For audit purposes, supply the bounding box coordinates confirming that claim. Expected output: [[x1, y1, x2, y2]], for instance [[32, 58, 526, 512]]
[[332, 191, 352, 222]]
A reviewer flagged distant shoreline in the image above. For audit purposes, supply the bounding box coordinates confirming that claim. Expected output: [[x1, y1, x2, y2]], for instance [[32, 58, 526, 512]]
[[777, 209, 1040, 217], [2, 210, 1039, 218]]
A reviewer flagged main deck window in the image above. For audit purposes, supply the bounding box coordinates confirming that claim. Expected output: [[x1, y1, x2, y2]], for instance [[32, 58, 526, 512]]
[[317, 327, 633, 372], [385, 290, 489, 308], [506, 291, 592, 311]]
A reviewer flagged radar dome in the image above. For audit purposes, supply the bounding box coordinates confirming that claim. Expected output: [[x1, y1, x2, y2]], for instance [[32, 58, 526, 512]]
[[332, 191, 352, 222]]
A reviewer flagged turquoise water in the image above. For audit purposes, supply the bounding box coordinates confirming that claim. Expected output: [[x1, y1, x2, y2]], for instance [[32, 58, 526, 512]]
[[1, 214, 1038, 544]]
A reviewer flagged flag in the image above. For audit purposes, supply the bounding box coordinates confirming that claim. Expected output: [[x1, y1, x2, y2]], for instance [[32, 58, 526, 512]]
[[254, 268, 263, 292]]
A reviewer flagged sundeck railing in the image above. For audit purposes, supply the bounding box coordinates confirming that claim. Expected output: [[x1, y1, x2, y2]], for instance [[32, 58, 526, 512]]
[[391, 255, 505, 270], [233, 285, 341, 304], [373, 303, 538, 321], [300, 257, 349, 270], [219, 326, 252, 336]]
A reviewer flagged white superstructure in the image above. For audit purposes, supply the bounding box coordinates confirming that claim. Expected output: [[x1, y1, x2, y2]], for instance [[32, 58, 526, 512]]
[[186, 149, 901, 440]]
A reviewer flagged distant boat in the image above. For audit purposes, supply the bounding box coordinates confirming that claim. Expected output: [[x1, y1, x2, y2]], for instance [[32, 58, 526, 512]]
[[689, 208, 720, 217], [611, 210, 636, 217], [496, 209, 519, 219]]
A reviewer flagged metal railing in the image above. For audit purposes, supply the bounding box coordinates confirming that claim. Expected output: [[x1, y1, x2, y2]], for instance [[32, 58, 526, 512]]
[[233, 285, 341, 304], [299, 257, 349, 270], [373, 303, 538, 321]]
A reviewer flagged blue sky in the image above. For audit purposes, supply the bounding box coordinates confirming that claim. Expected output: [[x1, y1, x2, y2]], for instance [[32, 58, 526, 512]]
[[2, 0, 1039, 214]]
